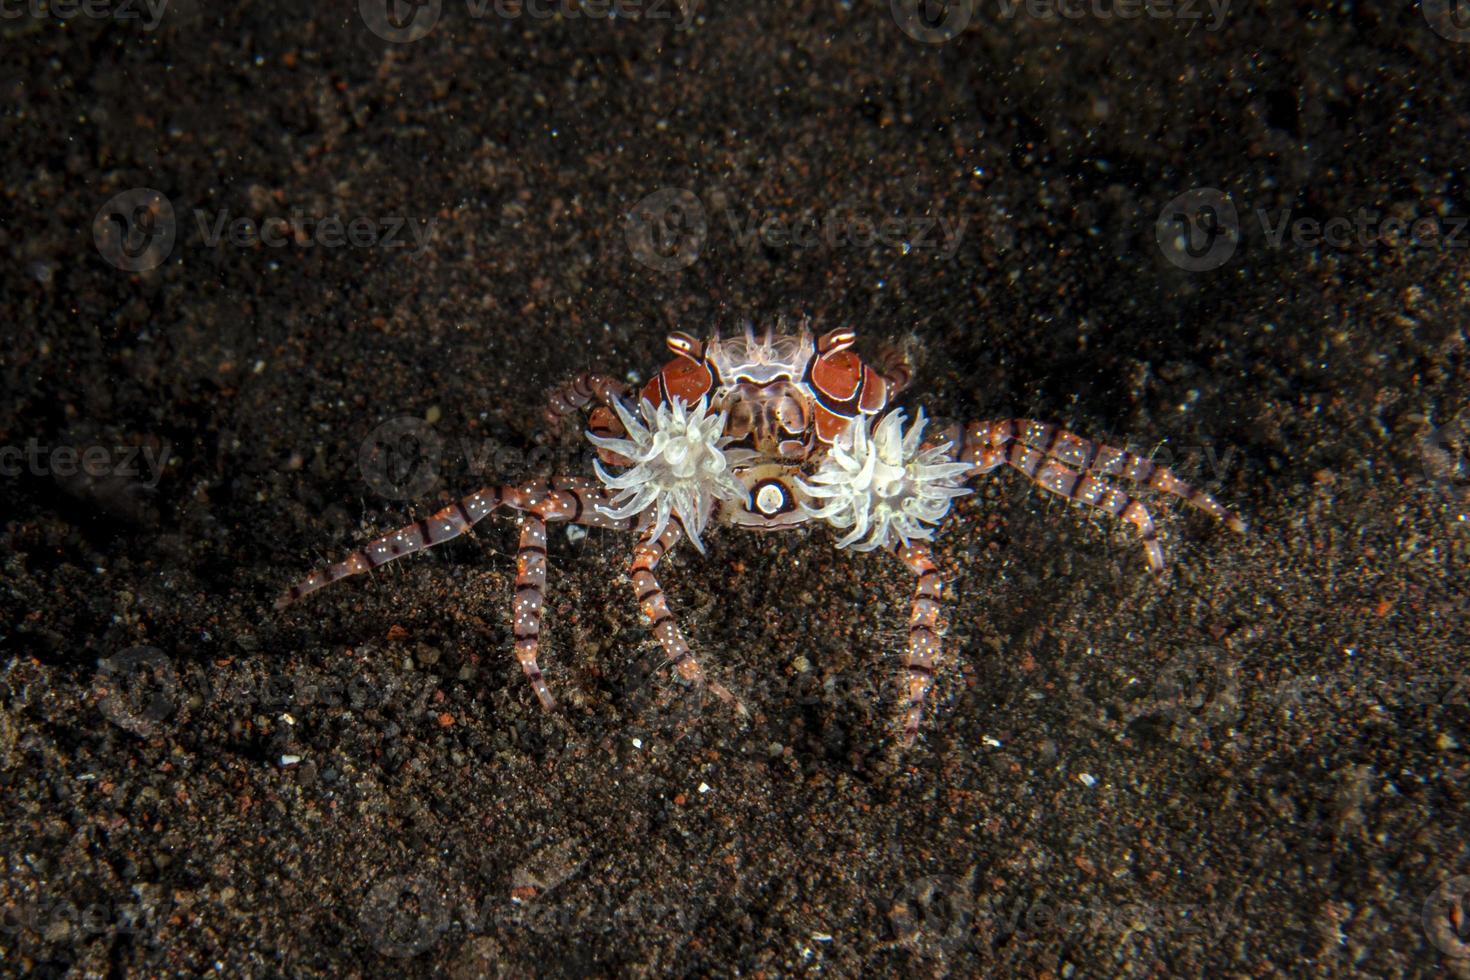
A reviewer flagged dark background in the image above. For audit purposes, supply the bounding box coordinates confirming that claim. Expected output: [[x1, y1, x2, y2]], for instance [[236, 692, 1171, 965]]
[[2, 0, 1467, 975]]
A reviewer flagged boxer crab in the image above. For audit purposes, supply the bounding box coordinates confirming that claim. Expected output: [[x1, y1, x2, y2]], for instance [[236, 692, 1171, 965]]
[[277, 325, 1244, 744]]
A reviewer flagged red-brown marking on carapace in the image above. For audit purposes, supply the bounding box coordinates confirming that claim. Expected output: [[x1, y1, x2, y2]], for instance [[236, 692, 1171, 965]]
[[632, 324, 890, 449], [807, 328, 890, 443], [641, 331, 715, 408]]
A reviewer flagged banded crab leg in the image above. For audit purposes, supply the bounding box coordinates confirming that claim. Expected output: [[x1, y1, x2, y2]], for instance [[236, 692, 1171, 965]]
[[874, 336, 918, 398], [275, 476, 634, 708], [629, 522, 743, 713], [893, 540, 945, 745], [511, 515, 556, 709], [543, 373, 636, 465], [544, 373, 631, 424], [956, 419, 1245, 572]]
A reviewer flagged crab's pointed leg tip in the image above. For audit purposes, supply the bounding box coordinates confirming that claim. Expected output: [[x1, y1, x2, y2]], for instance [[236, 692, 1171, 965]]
[[708, 681, 746, 717]]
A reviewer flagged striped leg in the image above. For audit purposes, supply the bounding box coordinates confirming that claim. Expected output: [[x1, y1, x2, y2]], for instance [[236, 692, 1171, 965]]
[[275, 476, 631, 609], [275, 486, 506, 609], [545, 373, 630, 427], [275, 476, 636, 709], [893, 541, 944, 744], [875, 337, 917, 398], [512, 516, 556, 709], [543, 373, 635, 466], [955, 419, 1244, 571], [629, 523, 742, 712]]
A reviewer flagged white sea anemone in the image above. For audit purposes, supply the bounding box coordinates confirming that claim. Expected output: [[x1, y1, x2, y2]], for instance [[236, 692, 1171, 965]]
[[798, 408, 972, 552], [587, 396, 752, 553]]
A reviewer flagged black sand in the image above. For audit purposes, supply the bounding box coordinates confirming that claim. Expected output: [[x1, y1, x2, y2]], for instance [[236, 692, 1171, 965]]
[[2, 1, 1468, 975]]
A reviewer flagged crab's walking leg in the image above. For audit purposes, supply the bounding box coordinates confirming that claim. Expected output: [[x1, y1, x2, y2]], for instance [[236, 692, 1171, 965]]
[[629, 523, 743, 713], [275, 478, 630, 608], [956, 419, 1244, 571], [274, 486, 507, 609], [875, 337, 918, 398], [277, 476, 636, 706], [543, 373, 636, 465], [512, 516, 556, 709], [500, 479, 637, 707], [893, 541, 944, 744], [544, 373, 631, 428]]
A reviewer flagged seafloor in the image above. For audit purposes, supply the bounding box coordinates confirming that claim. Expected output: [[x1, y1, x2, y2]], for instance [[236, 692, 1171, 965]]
[[2, 1, 1467, 976]]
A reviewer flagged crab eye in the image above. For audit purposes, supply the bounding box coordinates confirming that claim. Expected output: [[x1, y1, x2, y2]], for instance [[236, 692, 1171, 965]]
[[818, 329, 857, 354], [665, 332, 701, 359]]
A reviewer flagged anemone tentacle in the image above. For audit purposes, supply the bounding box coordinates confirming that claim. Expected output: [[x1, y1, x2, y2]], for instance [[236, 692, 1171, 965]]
[[797, 408, 972, 552], [587, 396, 753, 552]]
